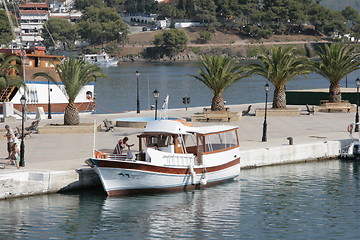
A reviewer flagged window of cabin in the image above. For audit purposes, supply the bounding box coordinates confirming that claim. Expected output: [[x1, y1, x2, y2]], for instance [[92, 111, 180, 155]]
[[147, 135, 171, 147], [204, 130, 238, 153]]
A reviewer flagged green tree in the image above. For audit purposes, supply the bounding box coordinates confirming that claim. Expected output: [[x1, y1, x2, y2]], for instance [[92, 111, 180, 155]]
[[75, 0, 105, 10], [42, 18, 77, 49], [78, 6, 129, 45], [124, 0, 158, 13], [32, 58, 107, 125], [192, 0, 218, 24], [314, 43, 360, 103], [190, 55, 248, 111], [248, 47, 311, 108], [153, 29, 188, 56], [0, 9, 14, 45], [0, 53, 25, 101], [198, 30, 212, 43]]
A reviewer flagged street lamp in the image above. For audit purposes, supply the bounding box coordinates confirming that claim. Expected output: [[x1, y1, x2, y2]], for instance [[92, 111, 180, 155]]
[[262, 83, 270, 142], [136, 70, 140, 114], [355, 78, 360, 132], [19, 95, 26, 167], [48, 79, 52, 119], [153, 89, 160, 120]]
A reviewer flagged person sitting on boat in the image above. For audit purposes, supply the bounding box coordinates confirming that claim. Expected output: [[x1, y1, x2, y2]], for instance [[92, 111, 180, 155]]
[[113, 139, 124, 155]]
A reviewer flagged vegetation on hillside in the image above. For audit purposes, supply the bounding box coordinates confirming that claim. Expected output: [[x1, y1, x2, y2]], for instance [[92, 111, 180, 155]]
[[0, 9, 14, 45]]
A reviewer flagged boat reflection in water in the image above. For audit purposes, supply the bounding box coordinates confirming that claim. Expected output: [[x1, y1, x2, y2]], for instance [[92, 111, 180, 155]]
[[3, 161, 360, 239]]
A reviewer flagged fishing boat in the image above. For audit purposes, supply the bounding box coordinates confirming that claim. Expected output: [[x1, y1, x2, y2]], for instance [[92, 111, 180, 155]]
[[81, 51, 118, 67], [0, 47, 95, 114], [86, 120, 241, 196]]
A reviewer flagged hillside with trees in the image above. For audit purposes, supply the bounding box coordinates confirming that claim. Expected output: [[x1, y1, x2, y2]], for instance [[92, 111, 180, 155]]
[[321, 0, 360, 11], [2, 0, 360, 60]]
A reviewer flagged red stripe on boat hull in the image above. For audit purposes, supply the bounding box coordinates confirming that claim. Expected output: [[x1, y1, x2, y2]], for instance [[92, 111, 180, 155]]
[[95, 158, 240, 175]]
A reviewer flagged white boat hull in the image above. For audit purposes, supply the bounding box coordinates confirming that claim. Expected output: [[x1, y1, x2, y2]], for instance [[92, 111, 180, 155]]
[[89, 158, 240, 196], [341, 141, 360, 159]]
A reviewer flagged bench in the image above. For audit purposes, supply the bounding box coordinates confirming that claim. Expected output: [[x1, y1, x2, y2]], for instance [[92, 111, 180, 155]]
[[203, 107, 230, 112], [191, 110, 240, 122]]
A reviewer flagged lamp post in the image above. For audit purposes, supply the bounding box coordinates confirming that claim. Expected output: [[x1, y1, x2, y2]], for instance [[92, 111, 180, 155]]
[[262, 83, 270, 142], [19, 95, 26, 167], [355, 78, 360, 132], [48, 79, 52, 119], [136, 70, 140, 114], [153, 89, 160, 120]]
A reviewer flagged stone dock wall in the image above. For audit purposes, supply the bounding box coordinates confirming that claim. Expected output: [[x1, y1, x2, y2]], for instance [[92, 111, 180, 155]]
[[0, 139, 355, 200]]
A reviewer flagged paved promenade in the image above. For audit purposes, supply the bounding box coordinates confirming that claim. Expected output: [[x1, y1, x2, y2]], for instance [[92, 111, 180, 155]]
[[0, 103, 356, 173]]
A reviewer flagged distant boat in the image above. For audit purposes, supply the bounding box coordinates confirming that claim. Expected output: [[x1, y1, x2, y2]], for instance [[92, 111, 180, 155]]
[[81, 52, 118, 67], [86, 120, 241, 196]]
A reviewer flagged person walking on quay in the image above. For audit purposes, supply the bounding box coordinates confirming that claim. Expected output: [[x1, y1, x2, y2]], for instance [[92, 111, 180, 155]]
[[4, 125, 14, 159], [3, 134, 20, 169]]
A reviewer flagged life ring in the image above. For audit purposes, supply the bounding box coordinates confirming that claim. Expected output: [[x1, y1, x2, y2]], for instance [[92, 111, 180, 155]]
[[348, 123, 354, 133]]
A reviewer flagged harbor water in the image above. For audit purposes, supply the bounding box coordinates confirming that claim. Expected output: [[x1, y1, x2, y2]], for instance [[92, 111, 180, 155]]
[[2, 160, 360, 239], [95, 62, 360, 113]]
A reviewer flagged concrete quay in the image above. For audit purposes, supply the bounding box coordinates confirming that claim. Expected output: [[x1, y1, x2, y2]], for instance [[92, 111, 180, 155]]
[[0, 103, 357, 199]]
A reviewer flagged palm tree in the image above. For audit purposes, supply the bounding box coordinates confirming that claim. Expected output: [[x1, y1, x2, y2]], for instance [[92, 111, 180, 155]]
[[314, 43, 360, 103], [248, 46, 311, 108], [33, 58, 106, 125], [190, 55, 248, 111], [0, 53, 25, 101]]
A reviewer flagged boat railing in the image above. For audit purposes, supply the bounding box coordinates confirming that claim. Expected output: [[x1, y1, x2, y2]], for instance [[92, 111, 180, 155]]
[[107, 154, 128, 160], [164, 154, 197, 167], [94, 149, 128, 160]]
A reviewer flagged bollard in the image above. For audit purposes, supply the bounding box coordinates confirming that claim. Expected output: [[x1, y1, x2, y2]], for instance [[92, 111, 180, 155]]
[[287, 137, 293, 145]]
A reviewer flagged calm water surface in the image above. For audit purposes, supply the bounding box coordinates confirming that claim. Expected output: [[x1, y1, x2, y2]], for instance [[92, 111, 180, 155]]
[[95, 62, 360, 114], [2, 160, 360, 239]]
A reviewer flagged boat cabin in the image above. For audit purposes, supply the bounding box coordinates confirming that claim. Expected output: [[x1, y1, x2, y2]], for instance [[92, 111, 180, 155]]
[[138, 120, 239, 165]]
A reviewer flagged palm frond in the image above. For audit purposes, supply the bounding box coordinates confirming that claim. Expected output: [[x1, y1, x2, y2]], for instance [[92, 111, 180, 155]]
[[190, 55, 248, 96], [314, 43, 360, 84], [248, 46, 311, 88], [32, 58, 106, 103]]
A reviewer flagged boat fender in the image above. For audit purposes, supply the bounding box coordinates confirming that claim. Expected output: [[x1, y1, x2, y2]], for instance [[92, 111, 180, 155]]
[[200, 178, 207, 186], [348, 123, 354, 133], [189, 164, 196, 185]]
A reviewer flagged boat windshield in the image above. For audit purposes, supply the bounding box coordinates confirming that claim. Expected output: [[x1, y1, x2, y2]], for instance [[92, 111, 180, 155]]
[[203, 129, 239, 153], [147, 134, 172, 147]]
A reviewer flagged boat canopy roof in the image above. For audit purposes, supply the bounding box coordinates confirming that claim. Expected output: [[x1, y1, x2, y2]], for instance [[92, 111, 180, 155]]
[[144, 120, 238, 135]]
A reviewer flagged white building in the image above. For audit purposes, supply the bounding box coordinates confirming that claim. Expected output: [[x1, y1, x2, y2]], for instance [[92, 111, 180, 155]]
[[18, 3, 49, 46], [48, 0, 74, 13]]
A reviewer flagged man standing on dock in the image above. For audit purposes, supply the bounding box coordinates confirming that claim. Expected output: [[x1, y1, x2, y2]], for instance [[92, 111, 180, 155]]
[[4, 125, 14, 160]]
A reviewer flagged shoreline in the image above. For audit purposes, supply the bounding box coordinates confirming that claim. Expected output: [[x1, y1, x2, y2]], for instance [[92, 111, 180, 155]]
[[0, 103, 356, 199]]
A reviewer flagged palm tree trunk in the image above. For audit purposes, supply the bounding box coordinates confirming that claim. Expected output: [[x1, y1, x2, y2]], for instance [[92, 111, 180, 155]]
[[211, 95, 225, 111], [272, 86, 287, 108], [64, 103, 80, 125], [329, 82, 341, 103]]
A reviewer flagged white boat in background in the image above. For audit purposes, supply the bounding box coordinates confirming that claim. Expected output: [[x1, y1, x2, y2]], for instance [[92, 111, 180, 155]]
[[0, 46, 95, 114], [82, 51, 118, 66], [86, 120, 241, 196]]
